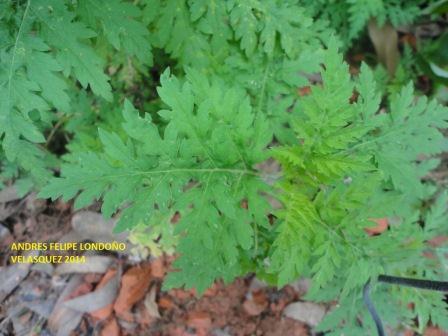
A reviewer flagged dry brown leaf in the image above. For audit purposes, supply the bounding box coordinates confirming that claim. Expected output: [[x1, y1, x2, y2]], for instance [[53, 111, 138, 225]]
[[187, 311, 212, 333], [158, 296, 175, 310], [101, 317, 121, 336], [71, 211, 129, 247], [243, 290, 268, 316], [259, 316, 308, 336], [138, 302, 157, 327], [84, 273, 104, 284], [91, 268, 119, 320], [0, 223, 13, 246], [65, 282, 93, 300], [64, 268, 119, 314], [150, 257, 165, 279], [203, 282, 219, 297], [365, 218, 389, 236], [0, 250, 38, 302], [0, 186, 20, 203], [143, 286, 160, 319], [170, 288, 196, 300], [368, 19, 400, 76], [424, 326, 448, 336], [48, 275, 84, 336], [113, 263, 152, 321], [283, 301, 326, 327]]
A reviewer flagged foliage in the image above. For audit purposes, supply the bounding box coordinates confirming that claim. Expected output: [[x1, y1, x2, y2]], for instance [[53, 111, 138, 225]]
[[306, 0, 431, 46], [0, 0, 152, 187], [41, 72, 274, 293], [2, 0, 448, 334], [271, 43, 448, 333]]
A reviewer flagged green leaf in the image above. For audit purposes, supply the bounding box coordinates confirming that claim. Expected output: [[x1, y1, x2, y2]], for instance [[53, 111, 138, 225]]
[[33, 0, 112, 100], [78, 0, 152, 64], [41, 71, 273, 293]]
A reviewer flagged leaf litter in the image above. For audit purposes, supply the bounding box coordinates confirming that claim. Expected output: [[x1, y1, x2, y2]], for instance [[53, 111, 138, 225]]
[[1, 198, 447, 336]]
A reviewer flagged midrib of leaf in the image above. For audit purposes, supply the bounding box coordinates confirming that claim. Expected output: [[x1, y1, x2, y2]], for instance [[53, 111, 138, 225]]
[[255, 61, 271, 118], [342, 123, 415, 155], [54, 167, 266, 190], [99, 167, 260, 178], [5, 0, 31, 132]]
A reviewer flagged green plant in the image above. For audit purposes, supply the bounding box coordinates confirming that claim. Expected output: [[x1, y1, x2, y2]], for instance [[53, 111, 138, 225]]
[[272, 43, 448, 334], [0, 0, 152, 188], [2, 0, 448, 334], [306, 0, 432, 46]]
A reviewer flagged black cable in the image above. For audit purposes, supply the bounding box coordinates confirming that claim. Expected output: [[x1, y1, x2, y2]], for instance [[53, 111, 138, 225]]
[[377, 275, 448, 291], [363, 280, 385, 336], [363, 275, 448, 336]]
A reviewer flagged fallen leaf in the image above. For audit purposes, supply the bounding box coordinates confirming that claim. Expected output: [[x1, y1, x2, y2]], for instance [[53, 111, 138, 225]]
[[101, 317, 121, 336], [114, 263, 152, 321], [13, 222, 25, 237], [248, 277, 268, 292], [31, 262, 54, 275], [64, 268, 119, 314], [259, 316, 308, 336], [204, 282, 219, 297], [71, 211, 129, 247], [54, 199, 71, 212], [365, 218, 389, 236], [0, 186, 20, 203], [283, 301, 326, 327], [23, 299, 55, 320], [66, 282, 93, 300], [243, 290, 268, 316], [151, 257, 165, 278], [0, 223, 13, 247], [187, 311, 212, 333], [138, 302, 157, 327], [170, 288, 196, 300], [368, 19, 400, 76], [84, 273, 104, 284], [290, 278, 311, 295], [11, 310, 31, 335], [90, 268, 119, 320], [0, 251, 38, 302], [158, 296, 175, 310], [424, 326, 448, 336], [48, 275, 84, 336], [144, 286, 160, 319]]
